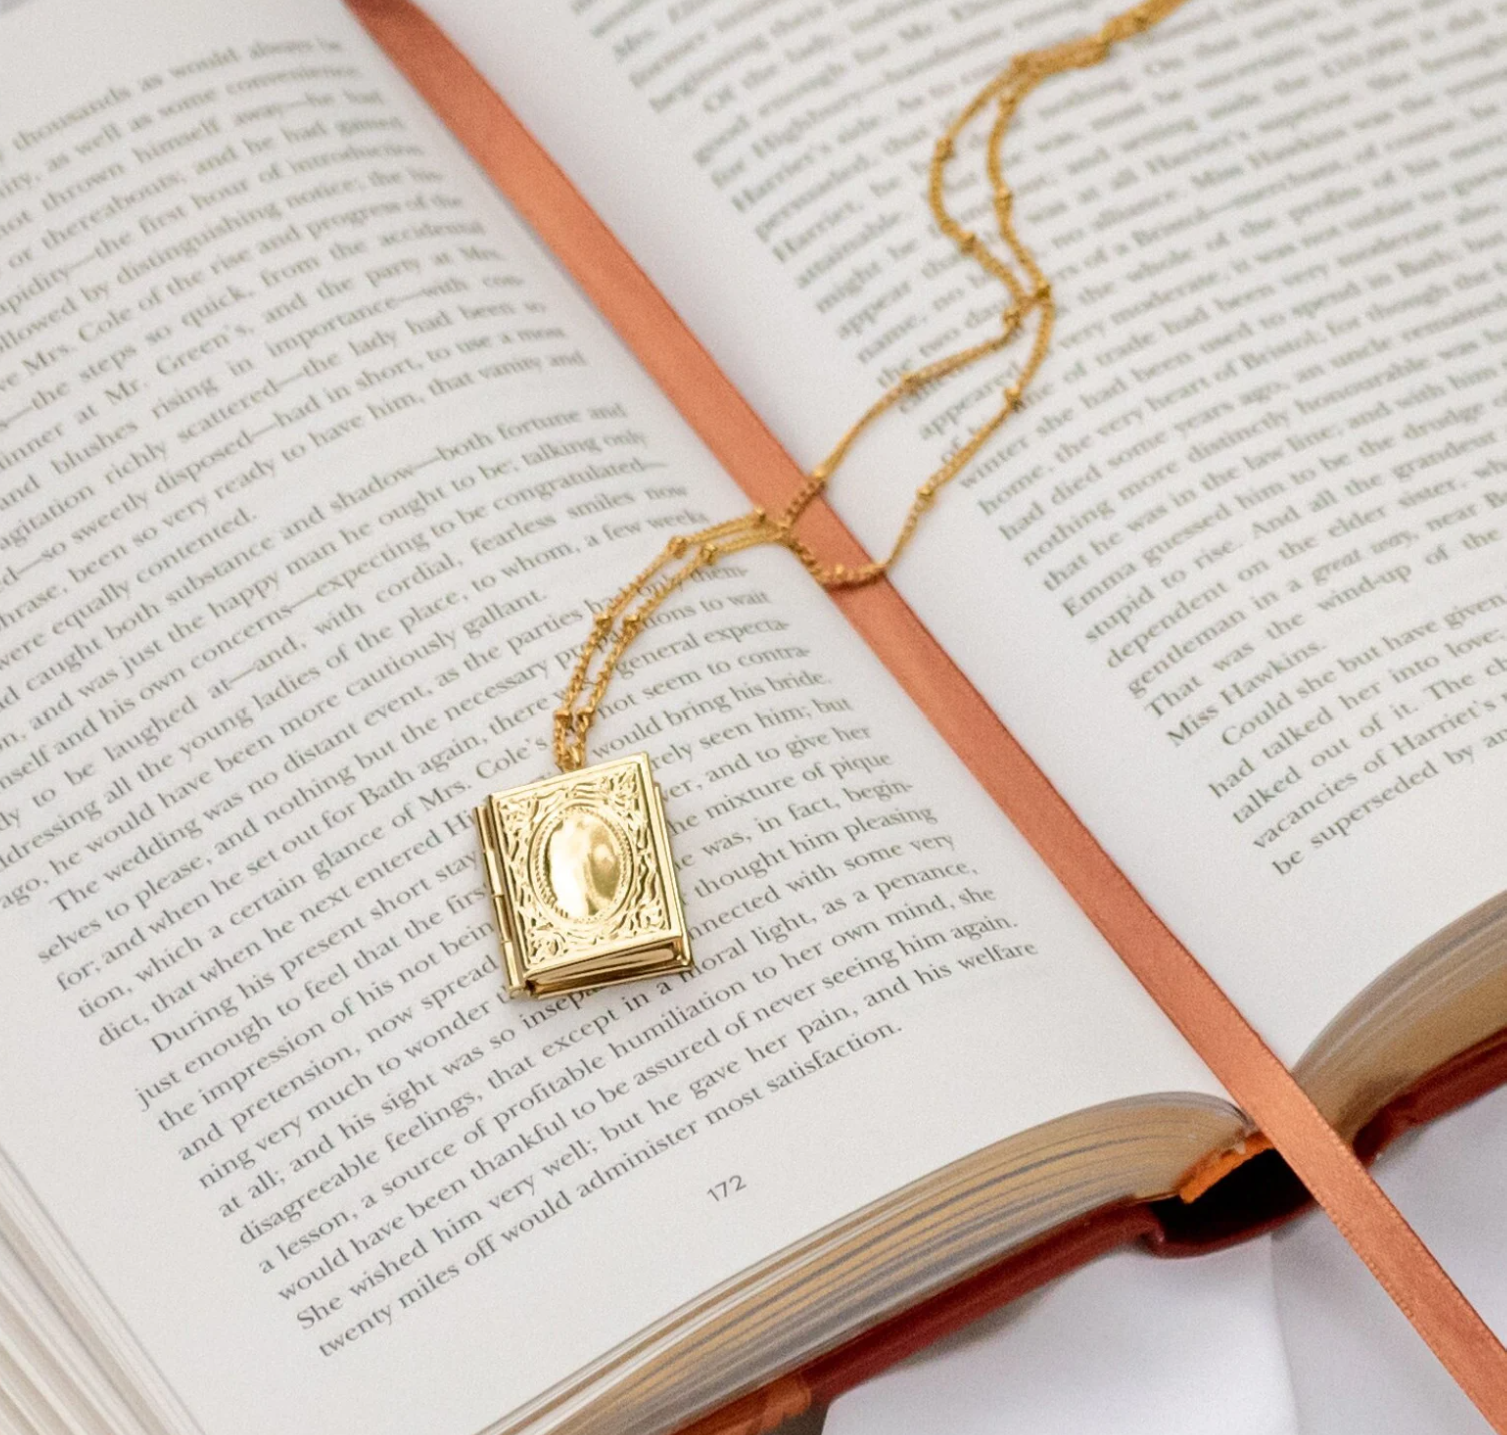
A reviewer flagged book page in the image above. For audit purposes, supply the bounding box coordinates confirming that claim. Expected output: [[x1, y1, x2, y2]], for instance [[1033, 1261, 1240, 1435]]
[[423, 0, 1507, 1062], [0, 3, 1226, 1433]]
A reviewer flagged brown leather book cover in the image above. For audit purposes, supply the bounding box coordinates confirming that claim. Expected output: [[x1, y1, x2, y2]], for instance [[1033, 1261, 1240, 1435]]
[[677, 1025, 1507, 1435]]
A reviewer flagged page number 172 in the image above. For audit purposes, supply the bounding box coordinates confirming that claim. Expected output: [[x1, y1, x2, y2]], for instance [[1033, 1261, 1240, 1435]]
[[708, 1175, 746, 1202]]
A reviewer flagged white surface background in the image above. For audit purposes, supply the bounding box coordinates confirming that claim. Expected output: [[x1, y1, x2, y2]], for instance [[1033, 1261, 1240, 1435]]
[[828, 1083, 1507, 1434]]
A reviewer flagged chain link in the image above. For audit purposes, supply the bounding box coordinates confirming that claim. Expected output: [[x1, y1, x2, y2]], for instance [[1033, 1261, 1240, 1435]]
[[553, 0, 1187, 773]]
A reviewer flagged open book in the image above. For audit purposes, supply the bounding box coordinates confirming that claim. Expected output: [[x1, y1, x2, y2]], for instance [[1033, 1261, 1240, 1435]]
[[0, 0, 1504, 1431]]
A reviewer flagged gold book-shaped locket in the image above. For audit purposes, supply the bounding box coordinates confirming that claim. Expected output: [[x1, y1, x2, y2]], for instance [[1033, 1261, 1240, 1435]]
[[474, 753, 691, 997]]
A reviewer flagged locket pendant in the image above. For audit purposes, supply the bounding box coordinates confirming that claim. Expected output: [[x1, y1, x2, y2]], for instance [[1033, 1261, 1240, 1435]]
[[474, 752, 692, 997]]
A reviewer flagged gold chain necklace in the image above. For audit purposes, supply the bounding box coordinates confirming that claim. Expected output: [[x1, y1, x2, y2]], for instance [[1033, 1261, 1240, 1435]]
[[474, 0, 1188, 997]]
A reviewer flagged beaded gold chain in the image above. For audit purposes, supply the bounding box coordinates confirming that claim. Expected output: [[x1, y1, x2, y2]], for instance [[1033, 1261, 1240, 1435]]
[[551, 0, 1187, 774]]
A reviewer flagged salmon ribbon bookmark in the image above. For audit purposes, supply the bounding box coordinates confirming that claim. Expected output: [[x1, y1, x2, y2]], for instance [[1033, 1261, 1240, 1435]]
[[346, 1, 1507, 1425]]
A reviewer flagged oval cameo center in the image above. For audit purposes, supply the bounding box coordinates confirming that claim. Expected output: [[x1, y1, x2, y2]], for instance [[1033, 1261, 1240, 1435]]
[[543, 808, 624, 922]]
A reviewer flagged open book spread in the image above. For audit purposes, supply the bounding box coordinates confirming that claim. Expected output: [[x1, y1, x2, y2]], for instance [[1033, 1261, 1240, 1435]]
[[430, 0, 1507, 1070], [0, 0, 1501, 1433]]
